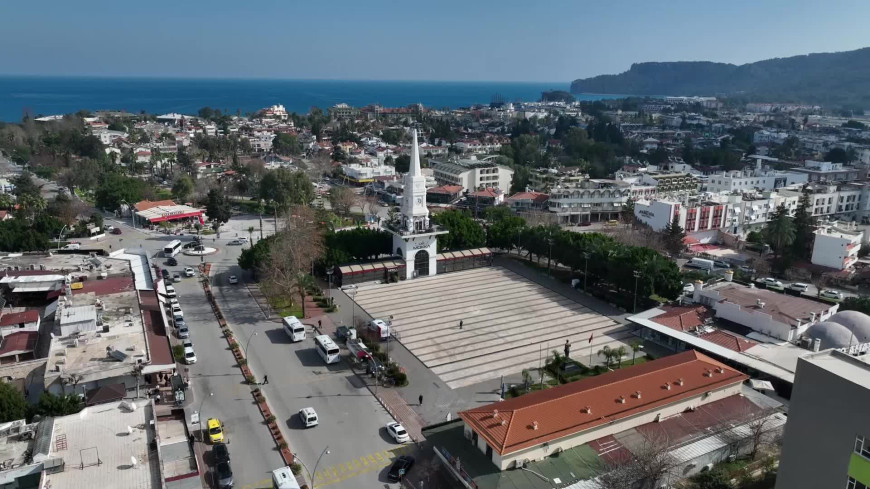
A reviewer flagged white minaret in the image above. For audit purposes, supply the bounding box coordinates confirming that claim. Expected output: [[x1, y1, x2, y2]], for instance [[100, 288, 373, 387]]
[[401, 130, 430, 232], [384, 129, 447, 280]]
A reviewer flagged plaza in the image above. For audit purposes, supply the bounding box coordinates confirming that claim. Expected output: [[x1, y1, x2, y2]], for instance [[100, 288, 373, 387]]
[[352, 266, 632, 389]]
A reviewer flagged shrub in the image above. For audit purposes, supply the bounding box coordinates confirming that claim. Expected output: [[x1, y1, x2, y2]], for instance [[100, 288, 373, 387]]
[[246, 374, 257, 384], [229, 341, 239, 350], [278, 440, 288, 449], [238, 358, 248, 366], [172, 345, 185, 361], [290, 463, 302, 475], [373, 351, 388, 362], [252, 388, 260, 395], [392, 372, 408, 386], [265, 414, 276, 423]]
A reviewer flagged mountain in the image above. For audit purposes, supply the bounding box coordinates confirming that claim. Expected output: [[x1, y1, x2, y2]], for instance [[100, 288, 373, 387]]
[[570, 48, 870, 108]]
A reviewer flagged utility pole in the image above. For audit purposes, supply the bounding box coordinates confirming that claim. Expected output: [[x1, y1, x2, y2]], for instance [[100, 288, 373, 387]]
[[633, 270, 642, 313]]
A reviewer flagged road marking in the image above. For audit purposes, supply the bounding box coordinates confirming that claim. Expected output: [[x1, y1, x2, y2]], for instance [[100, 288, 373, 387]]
[[310, 447, 408, 487], [239, 477, 272, 489]]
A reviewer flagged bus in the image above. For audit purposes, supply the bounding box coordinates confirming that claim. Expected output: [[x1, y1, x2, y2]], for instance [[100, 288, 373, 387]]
[[282, 316, 306, 342], [313, 335, 340, 364], [163, 240, 183, 257]]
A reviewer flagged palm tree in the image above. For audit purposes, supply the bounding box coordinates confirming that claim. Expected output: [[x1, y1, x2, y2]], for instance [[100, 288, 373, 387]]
[[630, 340, 644, 364], [247, 226, 255, 248], [291, 273, 315, 319], [612, 346, 627, 368], [597, 345, 613, 369]]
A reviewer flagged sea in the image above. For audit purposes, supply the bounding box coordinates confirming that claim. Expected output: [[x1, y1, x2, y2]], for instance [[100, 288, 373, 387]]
[[0, 76, 627, 122]]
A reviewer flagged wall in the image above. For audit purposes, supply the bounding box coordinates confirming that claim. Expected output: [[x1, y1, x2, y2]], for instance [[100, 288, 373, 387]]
[[812, 231, 861, 270], [489, 383, 743, 470], [634, 200, 676, 232], [710, 300, 793, 341], [776, 357, 870, 489]]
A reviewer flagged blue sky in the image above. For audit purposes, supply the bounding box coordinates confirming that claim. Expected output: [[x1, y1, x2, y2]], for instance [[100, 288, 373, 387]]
[[1, 0, 868, 82]]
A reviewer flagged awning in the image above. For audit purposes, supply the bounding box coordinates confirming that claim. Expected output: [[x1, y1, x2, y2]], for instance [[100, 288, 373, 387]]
[[749, 379, 775, 391]]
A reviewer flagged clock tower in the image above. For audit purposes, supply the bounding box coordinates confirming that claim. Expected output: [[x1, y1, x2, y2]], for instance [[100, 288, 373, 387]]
[[385, 129, 448, 280]]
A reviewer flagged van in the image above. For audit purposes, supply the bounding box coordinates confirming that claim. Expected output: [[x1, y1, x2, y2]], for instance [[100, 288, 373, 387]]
[[62, 243, 80, 250], [271, 467, 302, 489], [686, 257, 715, 271], [299, 407, 318, 428], [368, 319, 390, 341], [282, 316, 306, 342]]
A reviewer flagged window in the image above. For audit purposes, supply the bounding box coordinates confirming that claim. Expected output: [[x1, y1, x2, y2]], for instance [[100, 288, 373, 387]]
[[847, 477, 868, 489], [855, 435, 870, 460]]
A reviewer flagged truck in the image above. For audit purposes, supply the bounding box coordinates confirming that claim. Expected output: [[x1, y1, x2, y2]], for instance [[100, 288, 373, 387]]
[[347, 338, 371, 360], [368, 319, 390, 341], [271, 467, 301, 489], [282, 316, 306, 342], [685, 257, 714, 271]]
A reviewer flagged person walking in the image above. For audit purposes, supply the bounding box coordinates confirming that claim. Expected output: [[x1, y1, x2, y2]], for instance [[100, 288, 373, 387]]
[[262, 375, 269, 385], [564, 339, 571, 359], [459, 320, 463, 330], [418, 394, 423, 406]]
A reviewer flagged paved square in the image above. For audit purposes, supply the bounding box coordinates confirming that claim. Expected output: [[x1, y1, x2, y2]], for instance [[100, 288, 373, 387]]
[[352, 267, 630, 389]]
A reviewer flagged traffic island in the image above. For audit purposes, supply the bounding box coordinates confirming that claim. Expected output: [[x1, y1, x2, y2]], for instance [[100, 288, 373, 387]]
[[198, 264, 295, 466]]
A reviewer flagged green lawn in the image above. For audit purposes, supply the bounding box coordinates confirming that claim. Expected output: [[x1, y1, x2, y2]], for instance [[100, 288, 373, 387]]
[[267, 295, 303, 318]]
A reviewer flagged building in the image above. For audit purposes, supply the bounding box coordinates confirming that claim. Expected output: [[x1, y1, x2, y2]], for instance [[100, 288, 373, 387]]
[[639, 172, 700, 194], [430, 158, 514, 193], [132, 200, 203, 229], [426, 185, 463, 205], [812, 222, 863, 270], [793, 160, 863, 184], [466, 188, 504, 207], [775, 349, 870, 489], [505, 191, 549, 213], [634, 199, 727, 233], [340, 162, 396, 184], [528, 167, 587, 192], [383, 130, 448, 280], [328, 103, 360, 119], [706, 168, 807, 193], [547, 179, 631, 224], [455, 351, 754, 470], [0, 310, 40, 337]]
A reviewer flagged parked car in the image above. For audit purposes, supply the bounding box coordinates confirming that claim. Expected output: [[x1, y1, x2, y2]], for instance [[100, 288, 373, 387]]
[[820, 289, 845, 300], [335, 325, 357, 342], [227, 239, 242, 246], [172, 273, 182, 283], [386, 421, 410, 443], [171, 305, 183, 317], [213, 443, 230, 464], [111, 227, 122, 235], [184, 267, 195, 277], [788, 282, 810, 293], [174, 318, 186, 329], [165, 285, 177, 298], [739, 265, 755, 273], [161, 269, 171, 280], [207, 418, 224, 443], [182, 339, 193, 349], [183, 347, 197, 364], [387, 456, 415, 482], [713, 260, 731, 269], [759, 277, 783, 288], [177, 326, 190, 339], [166, 257, 178, 266], [682, 283, 695, 294], [228, 275, 239, 285], [216, 461, 233, 488]]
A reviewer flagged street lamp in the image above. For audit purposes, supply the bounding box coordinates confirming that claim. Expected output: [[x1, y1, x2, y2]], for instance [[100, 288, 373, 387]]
[[347, 285, 358, 328], [326, 268, 334, 307], [633, 271, 642, 313], [197, 392, 213, 441], [244, 331, 259, 359], [295, 446, 331, 489], [547, 237, 554, 277], [583, 252, 591, 291], [56, 225, 69, 252]]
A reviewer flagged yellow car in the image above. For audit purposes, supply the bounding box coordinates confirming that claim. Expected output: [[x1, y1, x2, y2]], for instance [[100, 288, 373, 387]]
[[207, 418, 224, 443]]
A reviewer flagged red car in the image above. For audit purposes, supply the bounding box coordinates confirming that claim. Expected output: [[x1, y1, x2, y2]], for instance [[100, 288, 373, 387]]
[[111, 228, 122, 235]]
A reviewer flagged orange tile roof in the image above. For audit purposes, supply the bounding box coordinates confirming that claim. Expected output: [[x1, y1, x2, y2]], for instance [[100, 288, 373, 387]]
[[699, 330, 758, 352], [458, 350, 747, 456], [651, 305, 711, 332], [134, 199, 176, 212]]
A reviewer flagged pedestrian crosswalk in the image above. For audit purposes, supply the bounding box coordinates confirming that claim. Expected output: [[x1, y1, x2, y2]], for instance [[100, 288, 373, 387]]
[[313, 445, 413, 487]]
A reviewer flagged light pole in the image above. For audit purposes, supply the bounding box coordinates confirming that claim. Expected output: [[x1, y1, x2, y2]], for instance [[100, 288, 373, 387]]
[[295, 446, 331, 489], [244, 331, 258, 358], [633, 271, 642, 313], [547, 237, 553, 277], [197, 392, 213, 441], [583, 252, 590, 291], [347, 285, 358, 329], [326, 268, 333, 307], [56, 225, 69, 251]]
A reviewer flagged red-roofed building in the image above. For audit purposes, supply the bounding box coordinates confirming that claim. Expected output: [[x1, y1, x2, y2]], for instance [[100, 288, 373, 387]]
[[426, 185, 463, 204], [651, 305, 712, 332], [467, 188, 503, 206], [0, 331, 39, 363], [458, 350, 747, 469], [505, 191, 549, 213], [0, 310, 40, 336]]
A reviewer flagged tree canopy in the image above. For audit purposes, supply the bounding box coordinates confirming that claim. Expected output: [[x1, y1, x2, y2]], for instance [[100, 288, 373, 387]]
[[259, 168, 314, 213], [431, 210, 486, 251], [0, 383, 27, 423], [205, 188, 232, 231]]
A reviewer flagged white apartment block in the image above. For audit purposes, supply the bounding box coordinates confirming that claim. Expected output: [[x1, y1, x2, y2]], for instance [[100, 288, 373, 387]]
[[547, 180, 630, 224], [430, 159, 514, 192], [634, 199, 727, 233], [706, 169, 807, 193], [812, 223, 863, 270], [341, 163, 396, 183]]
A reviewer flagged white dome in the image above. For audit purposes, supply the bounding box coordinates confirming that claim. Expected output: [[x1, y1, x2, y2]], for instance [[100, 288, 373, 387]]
[[804, 321, 855, 350], [828, 310, 870, 343]]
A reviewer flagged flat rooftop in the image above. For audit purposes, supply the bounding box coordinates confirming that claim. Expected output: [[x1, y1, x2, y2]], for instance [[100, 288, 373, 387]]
[[45, 290, 147, 386], [801, 349, 870, 390], [0, 253, 132, 279], [156, 414, 198, 488], [352, 267, 627, 389], [43, 400, 161, 489], [704, 282, 833, 328]]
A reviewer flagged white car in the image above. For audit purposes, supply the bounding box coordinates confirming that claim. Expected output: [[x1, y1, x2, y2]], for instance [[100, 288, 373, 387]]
[[168, 297, 179, 307], [820, 289, 844, 300], [682, 283, 695, 294], [228, 275, 239, 285], [171, 305, 183, 318], [172, 273, 182, 283], [227, 240, 242, 246], [386, 421, 410, 443], [238, 236, 248, 243], [183, 347, 197, 364], [759, 277, 783, 288], [299, 407, 318, 428], [165, 285, 177, 298], [788, 282, 809, 292], [184, 267, 195, 277], [182, 339, 193, 349]]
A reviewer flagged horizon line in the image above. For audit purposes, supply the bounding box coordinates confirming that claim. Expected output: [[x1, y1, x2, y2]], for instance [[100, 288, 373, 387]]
[[0, 73, 572, 85]]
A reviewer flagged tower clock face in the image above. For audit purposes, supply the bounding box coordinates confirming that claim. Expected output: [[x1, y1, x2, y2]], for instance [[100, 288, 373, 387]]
[[415, 197, 423, 205]]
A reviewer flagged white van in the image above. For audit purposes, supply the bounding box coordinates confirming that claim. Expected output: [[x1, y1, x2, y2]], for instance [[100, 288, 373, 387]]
[[62, 243, 80, 250], [271, 467, 301, 489], [368, 319, 390, 341], [299, 407, 318, 428], [282, 316, 306, 342], [686, 257, 715, 271]]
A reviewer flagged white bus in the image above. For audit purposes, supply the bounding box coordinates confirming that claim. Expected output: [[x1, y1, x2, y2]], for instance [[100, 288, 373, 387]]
[[282, 316, 306, 342], [163, 240, 183, 257], [313, 335, 340, 364]]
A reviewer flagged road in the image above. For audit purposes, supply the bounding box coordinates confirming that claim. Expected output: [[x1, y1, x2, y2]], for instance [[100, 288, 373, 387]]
[[210, 258, 407, 489]]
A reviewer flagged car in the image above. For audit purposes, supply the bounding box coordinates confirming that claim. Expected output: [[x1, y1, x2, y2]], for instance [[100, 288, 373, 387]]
[[174, 318, 186, 329], [184, 267, 195, 277], [177, 326, 190, 339], [183, 347, 197, 364], [165, 285, 177, 298], [387, 456, 415, 482], [788, 282, 810, 292], [161, 269, 170, 280], [166, 257, 178, 266], [172, 273, 182, 283], [683, 283, 695, 294], [216, 461, 233, 488], [759, 277, 783, 288], [207, 418, 224, 443], [238, 236, 248, 243], [168, 296, 179, 306], [182, 339, 193, 349], [820, 289, 845, 300], [183, 241, 197, 249], [227, 240, 242, 246], [213, 443, 230, 464], [335, 325, 357, 342], [171, 305, 183, 317], [577, 221, 592, 227], [111, 227, 122, 235], [228, 275, 239, 285], [299, 407, 319, 428], [739, 265, 755, 273], [713, 260, 731, 269], [386, 421, 410, 443]]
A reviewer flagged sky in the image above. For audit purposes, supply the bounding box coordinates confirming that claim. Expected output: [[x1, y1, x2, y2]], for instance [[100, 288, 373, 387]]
[[1, 0, 869, 82]]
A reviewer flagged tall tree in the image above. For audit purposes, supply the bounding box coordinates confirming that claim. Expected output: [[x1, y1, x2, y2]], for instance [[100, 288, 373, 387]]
[[171, 175, 194, 202], [431, 210, 485, 251], [662, 215, 686, 256], [205, 188, 232, 233], [764, 204, 796, 258], [791, 189, 815, 260], [0, 382, 27, 423]]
